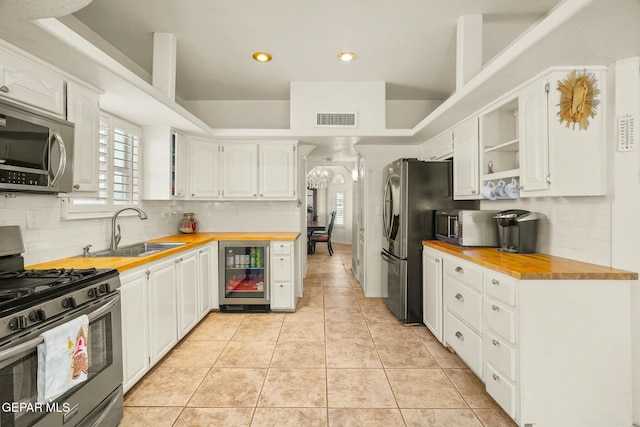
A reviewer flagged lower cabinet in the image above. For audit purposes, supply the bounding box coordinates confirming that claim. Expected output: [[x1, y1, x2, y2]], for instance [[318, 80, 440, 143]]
[[422, 247, 443, 342], [270, 241, 295, 311], [120, 243, 216, 392], [425, 246, 633, 426]]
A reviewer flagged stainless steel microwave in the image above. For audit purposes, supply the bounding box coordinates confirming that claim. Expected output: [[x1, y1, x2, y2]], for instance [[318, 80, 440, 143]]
[[0, 100, 74, 193], [435, 209, 500, 247]]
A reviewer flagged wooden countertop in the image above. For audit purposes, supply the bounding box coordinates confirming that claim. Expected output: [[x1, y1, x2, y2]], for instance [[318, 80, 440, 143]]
[[423, 240, 637, 280], [27, 232, 300, 273]]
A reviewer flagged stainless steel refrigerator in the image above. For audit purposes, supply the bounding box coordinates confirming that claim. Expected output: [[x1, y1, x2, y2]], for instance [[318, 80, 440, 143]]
[[381, 158, 478, 324]]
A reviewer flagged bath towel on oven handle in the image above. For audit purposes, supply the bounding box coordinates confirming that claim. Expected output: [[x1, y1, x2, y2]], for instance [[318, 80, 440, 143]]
[[37, 314, 89, 403]]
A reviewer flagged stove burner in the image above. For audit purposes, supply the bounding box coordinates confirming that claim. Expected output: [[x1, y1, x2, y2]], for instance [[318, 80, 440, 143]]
[[0, 268, 98, 280], [0, 288, 29, 303]]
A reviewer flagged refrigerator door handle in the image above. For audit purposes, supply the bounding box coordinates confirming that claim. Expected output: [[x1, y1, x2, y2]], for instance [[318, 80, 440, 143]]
[[381, 249, 403, 264]]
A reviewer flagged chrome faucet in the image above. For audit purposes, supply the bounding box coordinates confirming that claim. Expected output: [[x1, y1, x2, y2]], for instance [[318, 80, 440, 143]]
[[110, 207, 148, 250]]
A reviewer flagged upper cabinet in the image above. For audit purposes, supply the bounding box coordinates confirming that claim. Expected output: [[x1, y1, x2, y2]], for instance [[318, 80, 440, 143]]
[[221, 142, 297, 200], [142, 127, 188, 200], [67, 82, 101, 193], [453, 117, 480, 199], [479, 97, 519, 182], [519, 68, 607, 197], [189, 137, 220, 199], [0, 48, 65, 116], [421, 131, 453, 161]]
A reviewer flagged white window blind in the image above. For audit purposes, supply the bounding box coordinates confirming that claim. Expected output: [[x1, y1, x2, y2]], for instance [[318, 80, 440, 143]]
[[68, 114, 141, 215], [332, 192, 345, 226]]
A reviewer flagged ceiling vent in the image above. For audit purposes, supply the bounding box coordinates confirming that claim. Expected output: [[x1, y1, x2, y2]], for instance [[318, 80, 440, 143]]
[[316, 112, 358, 128]]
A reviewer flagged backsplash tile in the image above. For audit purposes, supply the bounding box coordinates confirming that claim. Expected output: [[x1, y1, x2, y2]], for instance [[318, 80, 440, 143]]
[[481, 196, 612, 266]]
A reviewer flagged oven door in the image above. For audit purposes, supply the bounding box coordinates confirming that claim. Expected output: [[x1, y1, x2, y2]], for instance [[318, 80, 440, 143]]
[[0, 293, 123, 427]]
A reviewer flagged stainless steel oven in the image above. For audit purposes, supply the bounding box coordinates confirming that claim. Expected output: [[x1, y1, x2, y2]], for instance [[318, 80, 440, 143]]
[[0, 293, 123, 427]]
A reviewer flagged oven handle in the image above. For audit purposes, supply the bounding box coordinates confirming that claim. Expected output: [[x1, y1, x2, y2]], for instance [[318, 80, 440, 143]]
[[0, 296, 119, 363]]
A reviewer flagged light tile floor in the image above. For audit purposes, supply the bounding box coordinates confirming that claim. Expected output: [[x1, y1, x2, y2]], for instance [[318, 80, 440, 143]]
[[121, 243, 517, 427]]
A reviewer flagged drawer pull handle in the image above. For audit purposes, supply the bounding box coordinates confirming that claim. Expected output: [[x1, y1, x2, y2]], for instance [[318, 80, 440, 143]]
[[455, 266, 464, 273], [455, 331, 464, 341], [492, 374, 500, 382], [492, 279, 499, 285], [492, 304, 500, 312], [455, 293, 464, 302], [492, 339, 500, 346]]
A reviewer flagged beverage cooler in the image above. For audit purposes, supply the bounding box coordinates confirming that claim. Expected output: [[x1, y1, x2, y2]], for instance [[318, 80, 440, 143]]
[[219, 241, 270, 312]]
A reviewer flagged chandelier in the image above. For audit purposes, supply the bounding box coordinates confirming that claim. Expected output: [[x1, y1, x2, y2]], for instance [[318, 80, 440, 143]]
[[306, 167, 334, 189]]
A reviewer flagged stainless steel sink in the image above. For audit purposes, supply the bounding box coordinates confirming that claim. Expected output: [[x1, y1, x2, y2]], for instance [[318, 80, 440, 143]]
[[79, 242, 187, 258]]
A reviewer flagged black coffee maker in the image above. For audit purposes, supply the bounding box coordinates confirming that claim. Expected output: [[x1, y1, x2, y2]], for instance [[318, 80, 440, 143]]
[[494, 209, 541, 254]]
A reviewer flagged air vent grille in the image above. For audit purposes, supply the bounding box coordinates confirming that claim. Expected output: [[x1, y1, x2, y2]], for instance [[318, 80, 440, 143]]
[[316, 112, 357, 128]]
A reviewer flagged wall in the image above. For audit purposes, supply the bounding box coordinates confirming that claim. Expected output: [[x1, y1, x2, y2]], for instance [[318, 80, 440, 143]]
[[354, 145, 420, 297], [180, 100, 290, 129], [386, 100, 442, 129], [0, 195, 181, 266]]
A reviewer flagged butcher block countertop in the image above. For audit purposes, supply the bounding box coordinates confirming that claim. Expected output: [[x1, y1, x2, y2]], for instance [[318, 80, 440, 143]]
[[423, 240, 637, 281], [27, 232, 300, 273]]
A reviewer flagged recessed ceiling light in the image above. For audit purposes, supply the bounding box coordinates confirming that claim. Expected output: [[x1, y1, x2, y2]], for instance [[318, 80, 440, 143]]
[[252, 52, 272, 62], [338, 52, 356, 62]]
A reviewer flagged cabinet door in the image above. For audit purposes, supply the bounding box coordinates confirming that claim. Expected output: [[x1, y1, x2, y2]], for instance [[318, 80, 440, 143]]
[[119, 269, 149, 393], [221, 144, 258, 198], [433, 132, 454, 160], [197, 246, 211, 319], [177, 251, 198, 339], [189, 138, 219, 199], [210, 242, 219, 310], [148, 259, 177, 365], [0, 49, 64, 115], [259, 143, 296, 199], [172, 132, 188, 197], [420, 140, 435, 161], [423, 248, 443, 343], [453, 118, 480, 198], [67, 82, 100, 192], [519, 78, 550, 194]]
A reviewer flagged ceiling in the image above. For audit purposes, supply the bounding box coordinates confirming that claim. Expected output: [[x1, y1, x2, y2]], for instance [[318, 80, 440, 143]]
[[71, 0, 560, 102]]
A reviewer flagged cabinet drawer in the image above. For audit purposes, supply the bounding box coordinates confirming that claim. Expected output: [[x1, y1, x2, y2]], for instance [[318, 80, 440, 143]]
[[484, 272, 516, 306], [444, 311, 483, 377], [272, 242, 292, 255], [485, 298, 516, 343], [272, 255, 292, 282], [444, 257, 482, 291], [485, 330, 516, 380], [271, 282, 294, 311], [444, 278, 483, 332], [485, 363, 516, 419]]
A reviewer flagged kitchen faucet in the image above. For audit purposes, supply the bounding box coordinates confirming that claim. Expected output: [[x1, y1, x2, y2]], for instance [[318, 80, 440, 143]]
[[110, 207, 148, 250]]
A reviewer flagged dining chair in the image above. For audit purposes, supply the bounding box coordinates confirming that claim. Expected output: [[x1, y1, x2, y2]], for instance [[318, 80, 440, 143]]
[[310, 211, 336, 256]]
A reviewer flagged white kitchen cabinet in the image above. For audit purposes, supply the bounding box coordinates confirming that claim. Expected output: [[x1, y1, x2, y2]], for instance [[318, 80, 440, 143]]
[[259, 143, 296, 198], [209, 242, 219, 310], [427, 245, 633, 426], [147, 257, 178, 365], [519, 68, 607, 197], [452, 117, 480, 199], [421, 131, 453, 162], [221, 143, 258, 198], [142, 127, 188, 200], [176, 250, 198, 339], [197, 245, 212, 319], [119, 268, 149, 393], [479, 96, 519, 185], [270, 241, 295, 311], [422, 247, 443, 343], [67, 81, 100, 193], [189, 137, 220, 199], [0, 47, 64, 115]]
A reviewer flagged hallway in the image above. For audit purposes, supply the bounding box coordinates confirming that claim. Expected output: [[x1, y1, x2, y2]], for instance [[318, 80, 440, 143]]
[[121, 243, 515, 426]]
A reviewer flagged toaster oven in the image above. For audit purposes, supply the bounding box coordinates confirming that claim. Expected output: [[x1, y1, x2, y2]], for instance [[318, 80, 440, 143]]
[[435, 210, 500, 247]]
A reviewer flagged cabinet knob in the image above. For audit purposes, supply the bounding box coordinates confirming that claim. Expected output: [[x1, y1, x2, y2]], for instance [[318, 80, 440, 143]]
[[455, 293, 464, 302], [455, 331, 464, 341], [175, 259, 180, 264], [455, 266, 464, 274], [254, 194, 257, 197], [471, 190, 476, 194], [145, 270, 150, 278], [492, 374, 500, 382], [492, 278, 499, 285], [435, 259, 440, 263], [192, 193, 195, 197], [492, 304, 500, 312], [492, 339, 500, 346], [73, 184, 80, 190], [0, 86, 8, 93], [280, 258, 284, 261]]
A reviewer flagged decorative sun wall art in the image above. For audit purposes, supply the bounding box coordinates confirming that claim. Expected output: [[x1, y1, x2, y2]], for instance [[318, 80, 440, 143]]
[[557, 69, 600, 130]]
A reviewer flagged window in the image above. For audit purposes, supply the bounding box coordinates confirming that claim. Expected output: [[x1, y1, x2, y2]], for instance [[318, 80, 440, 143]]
[[66, 113, 141, 217], [332, 192, 345, 226]]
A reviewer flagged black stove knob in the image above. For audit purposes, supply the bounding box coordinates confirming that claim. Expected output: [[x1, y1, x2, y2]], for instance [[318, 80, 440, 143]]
[[9, 315, 27, 331], [99, 283, 110, 294], [88, 288, 97, 298], [62, 297, 77, 309], [29, 309, 47, 322]]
